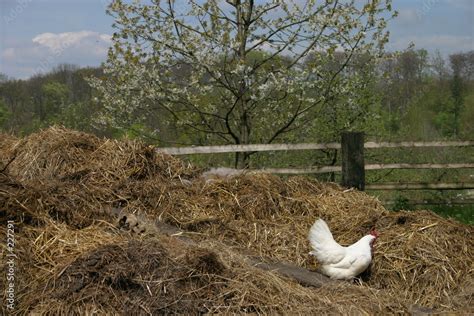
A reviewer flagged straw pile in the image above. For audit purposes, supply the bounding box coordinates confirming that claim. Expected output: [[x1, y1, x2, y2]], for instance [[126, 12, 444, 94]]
[[1, 126, 473, 315]]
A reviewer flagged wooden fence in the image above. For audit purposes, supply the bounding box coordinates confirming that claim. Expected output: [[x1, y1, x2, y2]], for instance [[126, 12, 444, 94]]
[[158, 132, 474, 204]]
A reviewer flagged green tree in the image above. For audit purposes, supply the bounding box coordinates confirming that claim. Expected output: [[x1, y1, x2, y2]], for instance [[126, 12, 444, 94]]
[[41, 81, 69, 121], [0, 99, 11, 128], [0, 79, 31, 131], [0, 66, 107, 135], [0, 73, 8, 84], [379, 48, 429, 117], [91, 0, 395, 168], [449, 54, 464, 137]]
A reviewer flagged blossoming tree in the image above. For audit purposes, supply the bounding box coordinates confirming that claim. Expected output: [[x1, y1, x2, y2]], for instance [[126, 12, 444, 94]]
[[91, 0, 395, 167]]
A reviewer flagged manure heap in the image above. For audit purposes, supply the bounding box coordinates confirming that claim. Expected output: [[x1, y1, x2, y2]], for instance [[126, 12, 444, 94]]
[[1, 127, 472, 315]]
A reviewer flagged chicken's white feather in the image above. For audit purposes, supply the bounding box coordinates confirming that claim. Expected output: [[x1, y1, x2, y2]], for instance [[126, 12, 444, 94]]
[[308, 219, 346, 265], [308, 218, 377, 280]]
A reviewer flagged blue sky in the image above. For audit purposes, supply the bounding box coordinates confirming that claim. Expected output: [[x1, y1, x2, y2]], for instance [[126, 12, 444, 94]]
[[1, 0, 473, 79]]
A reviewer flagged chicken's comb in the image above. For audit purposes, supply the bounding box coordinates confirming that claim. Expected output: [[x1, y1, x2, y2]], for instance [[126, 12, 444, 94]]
[[370, 228, 380, 238]]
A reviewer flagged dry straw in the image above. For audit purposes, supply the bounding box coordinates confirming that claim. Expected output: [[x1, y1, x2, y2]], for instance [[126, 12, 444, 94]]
[[1, 126, 472, 314]]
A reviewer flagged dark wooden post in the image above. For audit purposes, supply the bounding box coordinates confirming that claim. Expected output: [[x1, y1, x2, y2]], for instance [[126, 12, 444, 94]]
[[341, 131, 365, 191]]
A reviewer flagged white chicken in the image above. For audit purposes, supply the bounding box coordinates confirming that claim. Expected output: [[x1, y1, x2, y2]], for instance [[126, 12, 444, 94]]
[[308, 219, 379, 280]]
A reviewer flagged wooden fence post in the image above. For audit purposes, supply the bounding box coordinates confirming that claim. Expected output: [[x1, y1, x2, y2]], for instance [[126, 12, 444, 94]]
[[341, 132, 365, 191]]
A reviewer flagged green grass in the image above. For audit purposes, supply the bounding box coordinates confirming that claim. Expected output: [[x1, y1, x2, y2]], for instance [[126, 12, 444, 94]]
[[428, 205, 474, 225], [386, 196, 474, 225]]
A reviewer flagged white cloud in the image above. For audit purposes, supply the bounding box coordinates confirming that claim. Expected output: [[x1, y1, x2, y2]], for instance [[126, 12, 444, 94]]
[[0, 30, 112, 78], [99, 33, 112, 42], [397, 9, 419, 24], [32, 31, 111, 54], [2, 48, 16, 60]]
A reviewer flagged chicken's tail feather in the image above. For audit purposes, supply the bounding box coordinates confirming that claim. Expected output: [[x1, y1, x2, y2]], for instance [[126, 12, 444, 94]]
[[308, 218, 335, 250]]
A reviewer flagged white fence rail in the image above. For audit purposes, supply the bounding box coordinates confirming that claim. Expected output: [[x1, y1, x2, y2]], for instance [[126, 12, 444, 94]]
[[158, 140, 474, 155]]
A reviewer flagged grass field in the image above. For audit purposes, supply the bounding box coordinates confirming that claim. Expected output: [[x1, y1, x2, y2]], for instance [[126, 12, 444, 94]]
[[429, 205, 474, 225], [387, 199, 474, 225]]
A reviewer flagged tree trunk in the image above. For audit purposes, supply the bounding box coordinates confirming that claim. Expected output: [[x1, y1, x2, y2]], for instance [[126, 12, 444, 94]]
[[233, 0, 252, 170], [235, 151, 251, 169]]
